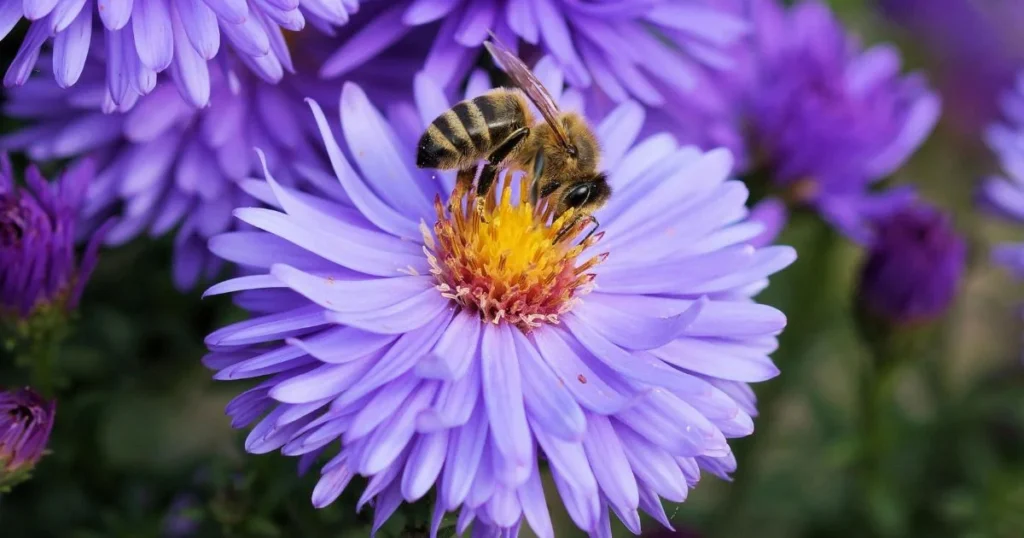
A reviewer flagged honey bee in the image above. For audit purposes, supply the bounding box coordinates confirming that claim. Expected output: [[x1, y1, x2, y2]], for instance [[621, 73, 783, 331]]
[[415, 34, 610, 240]]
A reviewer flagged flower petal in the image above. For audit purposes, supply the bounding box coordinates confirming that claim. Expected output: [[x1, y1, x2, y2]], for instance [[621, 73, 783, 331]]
[[481, 323, 532, 468]]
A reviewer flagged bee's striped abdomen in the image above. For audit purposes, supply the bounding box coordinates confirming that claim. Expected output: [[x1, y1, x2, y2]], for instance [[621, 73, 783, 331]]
[[416, 89, 530, 170]]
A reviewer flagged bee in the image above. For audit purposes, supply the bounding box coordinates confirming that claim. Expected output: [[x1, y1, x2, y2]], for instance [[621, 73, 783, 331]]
[[415, 34, 610, 240]]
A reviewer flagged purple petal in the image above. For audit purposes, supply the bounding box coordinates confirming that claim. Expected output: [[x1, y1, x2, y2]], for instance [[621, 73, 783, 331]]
[[416, 357, 481, 432], [232, 208, 428, 276], [481, 324, 532, 469], [358, 384, 437, 475], [1, 3, 22, 40], [321, 5, 408, 78], [573, 295, 704, 351], [97, 0, 133, 29], [170, 3, 211, 107], [5, 20, 48, 87], [205, 304, 330, 347], [339, 82, 433, 218], [305, 98, 420, 239], [614, 424, 688, 502], [175, 0, 220, 58], [269, 359, 374, 404], [51, 0, 87, 31], [24, 0, 59, 19], [440, 405, 489, 510], [201, 0, 246, 24], [221, 10, 270, 57], [401, 430, 449, 501], [271, 264, 433, 314], [512, 331, 586, 442], [417, 310, 482, 380], [285, 326, 396, 364], [581, 415, 638, 514], [651, 337, 780, 382], [529, 328, 634, 415], [52, 1, 92, 87], [312, 455, 355, 508], [453, 0, 496, 46], [132, 0, 174, 71], [346, 374, 421, 440], [403, 0, 459, 25], [328, 312, 451, 408], [517, 460, 554, 538]]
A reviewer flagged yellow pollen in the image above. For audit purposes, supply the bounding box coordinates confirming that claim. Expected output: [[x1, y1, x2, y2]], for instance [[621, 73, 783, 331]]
[[425, 174, 606, 331]]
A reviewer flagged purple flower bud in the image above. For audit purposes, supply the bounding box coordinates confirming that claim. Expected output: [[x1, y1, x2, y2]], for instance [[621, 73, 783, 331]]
[[857, 203, 966, 325], [0, 388, 56, 477], [0, 154, 107, 319]]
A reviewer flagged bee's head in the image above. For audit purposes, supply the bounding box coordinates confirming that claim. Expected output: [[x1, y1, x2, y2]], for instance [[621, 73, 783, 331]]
[[552, 172, 611, 219]]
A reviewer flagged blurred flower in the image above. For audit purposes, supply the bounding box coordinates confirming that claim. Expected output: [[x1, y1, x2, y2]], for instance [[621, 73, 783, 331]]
[[880, 0, 1024, 136], [856, 202, 965, 326], [0, 23, 430, 289], [0, 387, 56, 490], [324, 0, 748, 110], [203, 63, 793, 537], [1, 154, 107, 319], [980, 72, 1024, 280], [728, 0, 940, 243], [0, 0, 359, 108], [162, 493, 201, 538], [746, 197, 787, 248]]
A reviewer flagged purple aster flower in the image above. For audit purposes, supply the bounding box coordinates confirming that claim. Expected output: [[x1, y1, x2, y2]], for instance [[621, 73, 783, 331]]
[[880, 0, 1024, 135], [203, 60, 794, 537], [1, 154, 107, 319], [980, 72, 1024, 279], [0, 0, 360, 108], [322, 0, 748, 111], [0, 23, 428, 289], [0, 387, 56, 484], [856, 202, 965, 326], [719, 0, 940, 243]]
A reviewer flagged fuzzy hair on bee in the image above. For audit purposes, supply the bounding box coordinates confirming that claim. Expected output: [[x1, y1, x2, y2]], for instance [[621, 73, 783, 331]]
[[414, 35, 611, 241]]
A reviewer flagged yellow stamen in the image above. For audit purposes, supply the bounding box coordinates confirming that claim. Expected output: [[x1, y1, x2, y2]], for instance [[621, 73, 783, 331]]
[[425, 173, 605, 331]]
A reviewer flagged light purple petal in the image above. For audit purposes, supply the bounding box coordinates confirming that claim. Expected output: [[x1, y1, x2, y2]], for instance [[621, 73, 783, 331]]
[[132, 0, 174, 71], [480, 323, 532, 468]]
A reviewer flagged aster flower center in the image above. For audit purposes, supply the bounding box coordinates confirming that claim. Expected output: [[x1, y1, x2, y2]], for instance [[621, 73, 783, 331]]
[[424, 175, 606, 330]]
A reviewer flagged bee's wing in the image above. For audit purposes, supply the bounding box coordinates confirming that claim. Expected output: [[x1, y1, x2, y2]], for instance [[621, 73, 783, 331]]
[[484, 35, 570, 147]]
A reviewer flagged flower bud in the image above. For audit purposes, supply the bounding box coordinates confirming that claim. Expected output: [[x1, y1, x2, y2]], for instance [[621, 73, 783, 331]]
[[0, 387, 56, 490]]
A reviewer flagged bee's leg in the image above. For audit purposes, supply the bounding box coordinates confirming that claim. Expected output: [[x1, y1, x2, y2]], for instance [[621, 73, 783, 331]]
[[554, 215, 600, 245], [477, 127, 530, 196], [454, 166, 476, 191], [529, 152, 546, 205]]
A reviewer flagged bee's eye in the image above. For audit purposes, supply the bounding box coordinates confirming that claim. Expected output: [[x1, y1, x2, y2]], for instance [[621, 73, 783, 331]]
[[567, 144, 578, 157], [564, 184, 592, 208]]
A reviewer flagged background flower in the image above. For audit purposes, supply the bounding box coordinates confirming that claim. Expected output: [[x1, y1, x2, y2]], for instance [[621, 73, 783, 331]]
[[692, 0, 940, 243], [0, 0, 360, 108], [0, 23, 435, 289], [980, 72, 1024, 279], [202, 60, 793, 536], [856, 202, 965, 326], [879, 0, 1024, 136], [322, 0, 748, 120], [1, 154, 106, 318], [0, 387, 56, 489]]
